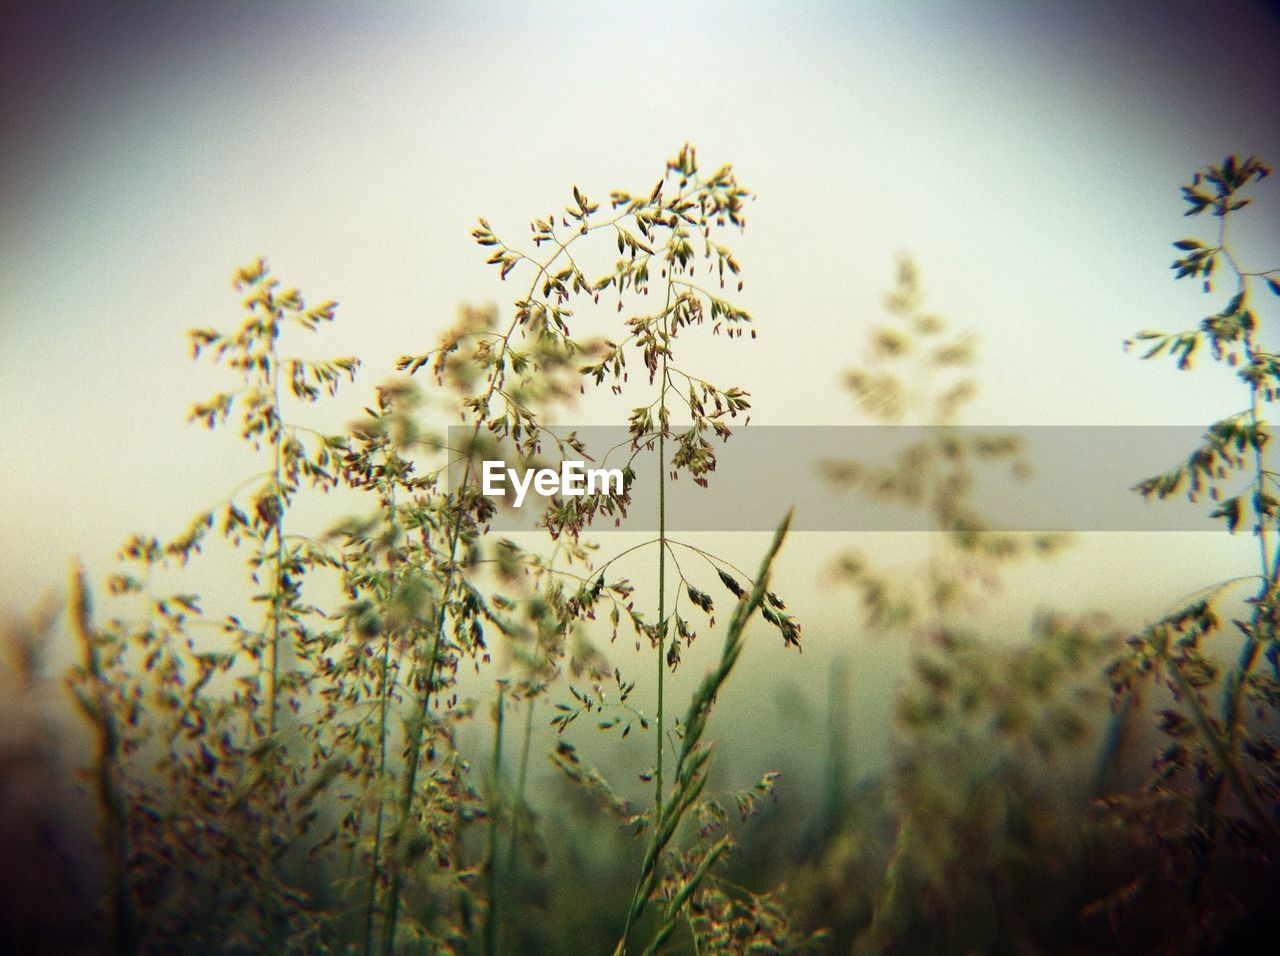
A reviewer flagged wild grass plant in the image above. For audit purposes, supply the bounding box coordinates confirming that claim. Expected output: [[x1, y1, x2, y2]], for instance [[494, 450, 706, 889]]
[[1102, 155, 1280, 949], [58, 146, 808, 955]]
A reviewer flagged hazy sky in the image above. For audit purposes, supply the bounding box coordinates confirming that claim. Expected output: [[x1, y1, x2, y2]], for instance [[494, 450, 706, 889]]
[[3, 0, 1279, 672]]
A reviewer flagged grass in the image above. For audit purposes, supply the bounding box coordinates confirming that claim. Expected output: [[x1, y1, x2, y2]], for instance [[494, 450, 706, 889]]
[[2, 149, 1278, 954]]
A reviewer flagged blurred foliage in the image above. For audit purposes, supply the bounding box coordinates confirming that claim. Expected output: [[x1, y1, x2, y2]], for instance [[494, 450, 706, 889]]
[[0, 604, 98, 954], [823, 256, 1067, 629]]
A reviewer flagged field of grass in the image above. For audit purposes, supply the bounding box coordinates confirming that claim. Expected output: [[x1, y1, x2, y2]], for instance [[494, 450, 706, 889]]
[[2, 145, 1280, 955]]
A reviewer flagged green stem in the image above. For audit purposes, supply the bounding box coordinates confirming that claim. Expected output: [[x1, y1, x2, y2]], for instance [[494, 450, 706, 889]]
[[504, 695, 536, 897], [656, 421, 667, 812], [71, 566, 138, 955], [363, 622, 395, 956], [268, 325, 285, 738], [1194, 223, 1278, 870], [484, 688, 506, 956], [654, 262, 676, 817], [379, 549, 459, 956]]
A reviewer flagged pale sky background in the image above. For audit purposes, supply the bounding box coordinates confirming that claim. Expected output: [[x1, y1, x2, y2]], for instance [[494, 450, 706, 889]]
[[3, 0, 1280, 780]]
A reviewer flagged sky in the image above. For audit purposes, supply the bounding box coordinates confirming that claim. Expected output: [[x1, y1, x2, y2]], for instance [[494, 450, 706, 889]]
[[3, 1, 1280, 774]]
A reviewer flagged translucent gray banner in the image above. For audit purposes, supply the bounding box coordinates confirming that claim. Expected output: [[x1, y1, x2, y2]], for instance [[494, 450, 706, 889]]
[[447, 426, 1248, 532]]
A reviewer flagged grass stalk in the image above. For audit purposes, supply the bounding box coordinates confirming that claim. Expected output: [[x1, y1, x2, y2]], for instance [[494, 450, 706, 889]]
[[653, 264, 676, 819], [484, 686, 506, 956], [380, 334, 516, 951], [501, 695, 536, 953], [69, 563, 137, 955], [1189, 209, 1280, 873], [379, 607, 451, 956], [363, 625, 396, 956], [642, 835, 731, 956], [268, 328, 285, 737], [382, 202, 636, 950], [615, 512, 792, 955], [655, 422, 667, 812]]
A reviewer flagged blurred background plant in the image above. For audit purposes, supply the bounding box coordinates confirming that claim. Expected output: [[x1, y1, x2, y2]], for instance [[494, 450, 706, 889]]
[[1, 603, 99, 954], [752, 256, 1118, 954]]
